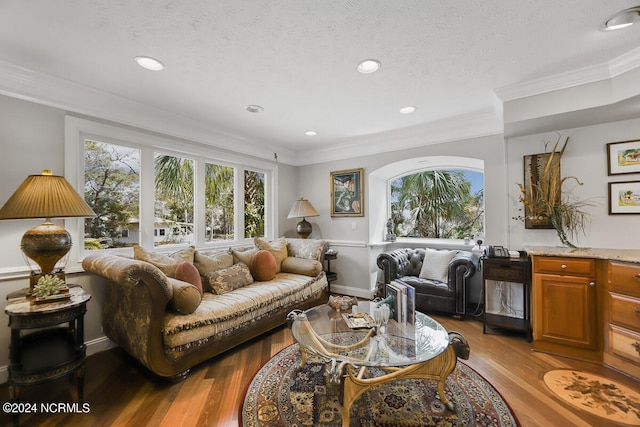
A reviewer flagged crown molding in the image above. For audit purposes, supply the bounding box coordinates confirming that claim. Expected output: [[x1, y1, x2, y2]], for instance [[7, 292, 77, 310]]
[[296, 110, 504, 166], [495, 47, 640, 102], [0, 59, 297, 165]]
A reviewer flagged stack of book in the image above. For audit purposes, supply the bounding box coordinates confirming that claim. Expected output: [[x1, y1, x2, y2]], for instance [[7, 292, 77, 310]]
[[385, 279, 416, 324]]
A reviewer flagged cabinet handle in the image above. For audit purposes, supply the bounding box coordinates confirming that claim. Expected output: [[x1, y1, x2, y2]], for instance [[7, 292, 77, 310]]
[[561, 264, 567, 269], [634, 274, 640, 281], [589, 281, 595, 287]]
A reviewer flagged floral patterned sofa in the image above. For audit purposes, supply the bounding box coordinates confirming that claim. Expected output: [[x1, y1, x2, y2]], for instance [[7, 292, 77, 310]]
[[82, 237, 328, 380]]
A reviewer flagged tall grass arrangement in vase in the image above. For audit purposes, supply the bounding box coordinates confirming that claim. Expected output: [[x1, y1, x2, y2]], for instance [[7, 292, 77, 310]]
[[516, 135, 593, 248]]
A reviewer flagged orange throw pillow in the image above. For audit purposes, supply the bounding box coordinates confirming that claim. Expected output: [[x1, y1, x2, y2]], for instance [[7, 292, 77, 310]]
[[250, 250, 277, 281], [175, 261, 203, 295]]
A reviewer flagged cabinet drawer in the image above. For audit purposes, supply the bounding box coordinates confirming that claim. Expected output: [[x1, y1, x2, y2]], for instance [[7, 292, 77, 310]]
[[483, 260, 530, 283], [609, 261, 640, 297], [609, 325, 640, 364], [534, 257, 595, 277], [610, 292, 640, 332]]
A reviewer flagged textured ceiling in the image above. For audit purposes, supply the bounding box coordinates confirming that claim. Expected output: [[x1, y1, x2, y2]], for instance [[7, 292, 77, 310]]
[[1, 0, 639, 155]]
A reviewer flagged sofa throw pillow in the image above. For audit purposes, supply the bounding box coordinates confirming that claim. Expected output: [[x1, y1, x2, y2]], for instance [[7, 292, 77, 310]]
[[281, 257, 323, 277], [286, 238, 326, 260], [133, 245, 195, 278], [167, 277, 202, 315], [175, 261, 203, 295], [250, 250, 277, 281], [254, 237, 288, 272], [230, 247, 259, 267], [205, 262, 254, 295], [194, 250, 234, 277], [418, 248, 457, 283]]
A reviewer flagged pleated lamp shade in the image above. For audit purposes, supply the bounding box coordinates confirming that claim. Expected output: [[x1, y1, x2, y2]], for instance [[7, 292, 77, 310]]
[[0, 170, 95, 289], [0, 170, 95, 220]]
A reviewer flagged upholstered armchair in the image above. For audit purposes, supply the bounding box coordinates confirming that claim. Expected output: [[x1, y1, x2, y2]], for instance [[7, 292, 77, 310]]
[[376, 248, 479, 317]]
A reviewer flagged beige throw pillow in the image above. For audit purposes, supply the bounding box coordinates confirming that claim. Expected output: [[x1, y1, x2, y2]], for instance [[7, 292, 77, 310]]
[[133, 245, 195, 278], [254, 237, 288, 272], [281, 257, 323, 277], [418, 248, 456, 283], [230, 247, 259, 266], [204, 263, 254, 295], [167, 277, 202, 314], [194, 250, 234, 277]]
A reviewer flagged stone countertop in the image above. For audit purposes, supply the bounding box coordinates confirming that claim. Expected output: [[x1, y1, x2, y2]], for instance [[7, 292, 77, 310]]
[[525, 246, 640, 264]]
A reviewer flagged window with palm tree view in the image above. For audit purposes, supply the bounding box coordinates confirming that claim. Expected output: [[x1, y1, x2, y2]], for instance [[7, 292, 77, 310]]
[[389, 169, 484, 239], [83, 138, 269, 250]]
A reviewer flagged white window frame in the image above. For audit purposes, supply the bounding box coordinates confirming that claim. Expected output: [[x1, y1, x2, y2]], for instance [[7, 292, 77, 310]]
[[64, 116, 277, 270], [369, 156, 484, 248]]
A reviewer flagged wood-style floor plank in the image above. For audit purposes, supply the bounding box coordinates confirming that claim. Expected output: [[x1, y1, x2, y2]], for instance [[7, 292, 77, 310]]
[[1, 315, 638, 427]]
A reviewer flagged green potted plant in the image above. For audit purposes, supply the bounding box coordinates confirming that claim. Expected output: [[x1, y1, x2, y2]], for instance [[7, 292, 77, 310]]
[[516, 135, 594, 248]]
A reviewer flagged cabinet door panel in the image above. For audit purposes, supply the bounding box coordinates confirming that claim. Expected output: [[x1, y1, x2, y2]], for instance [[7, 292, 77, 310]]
[[533, 274, 597, 349]]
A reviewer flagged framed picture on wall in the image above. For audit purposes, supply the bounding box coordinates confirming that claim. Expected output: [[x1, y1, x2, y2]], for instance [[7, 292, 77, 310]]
[[608, 181, 640, 214], [607, 140, 640, 176], [330, 168, 364, 217]]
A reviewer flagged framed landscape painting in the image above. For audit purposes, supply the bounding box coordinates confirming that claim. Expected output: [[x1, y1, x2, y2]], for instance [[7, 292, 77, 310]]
[[609, 181, 640, 214], [330, 168, 364, 217], [607, 140, 640, 175]]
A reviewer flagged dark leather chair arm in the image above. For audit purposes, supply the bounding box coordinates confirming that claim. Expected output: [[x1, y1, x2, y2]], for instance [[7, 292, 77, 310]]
[[377, 248, 413, 283], [448, 251, 480, 314]]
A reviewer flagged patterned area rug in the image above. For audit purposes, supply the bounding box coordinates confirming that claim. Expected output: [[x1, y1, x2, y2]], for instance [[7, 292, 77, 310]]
[[242, 335, 519, 427], [543, 369, 640, 426]]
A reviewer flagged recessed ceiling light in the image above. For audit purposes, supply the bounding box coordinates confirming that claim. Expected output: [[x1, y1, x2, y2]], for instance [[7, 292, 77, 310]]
[[305, 130, 318, 136], [357, 59, 381, 74], [134, 56, 164, 71], [601, 7, 640, 31], [399, 106, 416, 114], [245, 105, 264, 113]]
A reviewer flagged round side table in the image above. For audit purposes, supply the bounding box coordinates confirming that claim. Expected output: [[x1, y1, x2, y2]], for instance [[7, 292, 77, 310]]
[[5, 286, 91, 426]]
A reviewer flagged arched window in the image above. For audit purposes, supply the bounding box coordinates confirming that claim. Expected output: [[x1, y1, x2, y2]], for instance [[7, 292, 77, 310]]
[[369, 156, 484, 244]]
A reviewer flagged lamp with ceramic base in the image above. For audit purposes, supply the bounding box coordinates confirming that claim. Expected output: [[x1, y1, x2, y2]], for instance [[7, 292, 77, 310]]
[[287, 197, 319, 239], [0, 170, 96, 292]]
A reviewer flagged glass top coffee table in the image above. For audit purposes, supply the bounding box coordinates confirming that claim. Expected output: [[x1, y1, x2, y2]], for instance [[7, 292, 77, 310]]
[[290, 301, 467, 427]]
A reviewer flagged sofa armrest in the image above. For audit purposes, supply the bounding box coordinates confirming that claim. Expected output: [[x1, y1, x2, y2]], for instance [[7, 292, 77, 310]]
[[377, 248, 412, 283], [447, 251, 480, 314], [82, 253, 179, 377]]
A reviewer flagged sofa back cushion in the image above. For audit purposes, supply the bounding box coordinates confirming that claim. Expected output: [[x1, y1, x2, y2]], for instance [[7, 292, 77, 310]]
[[133, 245, 195, 277], [194, 250, 234, 277], [285, 238, 327, 260], [204, 262, 254, 294], [254, 237, 288, 272]]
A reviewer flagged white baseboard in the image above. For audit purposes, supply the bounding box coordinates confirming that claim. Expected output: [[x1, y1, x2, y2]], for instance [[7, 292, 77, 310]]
[[0, 336, 116, 384], [330, 284, 375, 300]]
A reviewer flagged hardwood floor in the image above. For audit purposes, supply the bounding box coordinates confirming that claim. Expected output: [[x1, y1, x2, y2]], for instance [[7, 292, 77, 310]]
[[2, 314, 638, 427]]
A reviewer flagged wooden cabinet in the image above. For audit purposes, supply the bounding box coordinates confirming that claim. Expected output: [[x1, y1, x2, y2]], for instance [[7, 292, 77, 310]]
[[532, 256, 601, 361], [605, 261, 640, 378]]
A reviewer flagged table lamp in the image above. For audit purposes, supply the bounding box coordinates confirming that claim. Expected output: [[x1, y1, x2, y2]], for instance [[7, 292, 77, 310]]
[[287, 197, 319, 239], [0, 170, 96, 290]]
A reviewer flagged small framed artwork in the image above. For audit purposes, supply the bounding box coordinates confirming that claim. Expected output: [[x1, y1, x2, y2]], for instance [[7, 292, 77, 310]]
[[607, 139, 640, 175], [330, 168, 364, 217], [608, 181, 640, 214]]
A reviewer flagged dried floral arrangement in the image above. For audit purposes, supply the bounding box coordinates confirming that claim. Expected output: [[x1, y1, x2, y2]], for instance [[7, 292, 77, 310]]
[[515, 134, 594, 248]]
